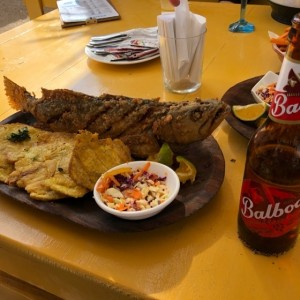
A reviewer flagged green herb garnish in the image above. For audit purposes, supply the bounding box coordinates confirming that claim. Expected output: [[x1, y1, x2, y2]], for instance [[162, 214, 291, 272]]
[[8, 127, 30, 143]]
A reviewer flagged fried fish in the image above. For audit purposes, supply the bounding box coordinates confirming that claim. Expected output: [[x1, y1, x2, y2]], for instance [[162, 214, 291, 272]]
[[4, 77, 230, 157]]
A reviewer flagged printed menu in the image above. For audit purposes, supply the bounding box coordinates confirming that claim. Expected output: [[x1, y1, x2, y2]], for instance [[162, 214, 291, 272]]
[[57, 0, 120, 28]]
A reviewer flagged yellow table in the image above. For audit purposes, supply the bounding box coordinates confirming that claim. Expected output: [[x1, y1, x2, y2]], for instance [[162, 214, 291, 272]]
[[0, 1, 299, 299]]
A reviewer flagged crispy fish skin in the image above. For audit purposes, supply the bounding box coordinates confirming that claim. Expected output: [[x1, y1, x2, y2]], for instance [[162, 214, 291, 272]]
[[4, 77, 231, 157]]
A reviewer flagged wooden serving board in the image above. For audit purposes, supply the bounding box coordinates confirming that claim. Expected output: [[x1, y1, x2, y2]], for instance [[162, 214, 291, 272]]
[[0, 112, 225, 232]]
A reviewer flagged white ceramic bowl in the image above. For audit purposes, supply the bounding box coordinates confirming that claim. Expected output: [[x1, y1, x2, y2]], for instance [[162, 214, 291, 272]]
[[251, 71, 279, 107], [93, 161, 180, 220]]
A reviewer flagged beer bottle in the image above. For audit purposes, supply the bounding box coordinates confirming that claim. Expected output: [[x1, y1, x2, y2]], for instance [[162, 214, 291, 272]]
[[237, 13, 300, 256]]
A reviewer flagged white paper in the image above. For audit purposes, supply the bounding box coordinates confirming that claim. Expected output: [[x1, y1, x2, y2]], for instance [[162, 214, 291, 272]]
[[175, 0, 190, 71], [57, 0, 119, 23], [158, 14, 179, 82]]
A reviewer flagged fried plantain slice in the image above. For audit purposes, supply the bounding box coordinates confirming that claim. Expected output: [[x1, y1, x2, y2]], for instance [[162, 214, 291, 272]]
[[69, 131, 132, 190]]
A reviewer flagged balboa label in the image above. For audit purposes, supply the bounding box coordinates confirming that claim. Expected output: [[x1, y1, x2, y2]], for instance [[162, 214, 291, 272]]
[[239, 179, 300, 238], [271, 69, 300, 123]]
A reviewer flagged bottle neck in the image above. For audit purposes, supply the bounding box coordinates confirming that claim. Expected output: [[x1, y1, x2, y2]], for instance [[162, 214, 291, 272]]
[[286, 25, 300, 61]]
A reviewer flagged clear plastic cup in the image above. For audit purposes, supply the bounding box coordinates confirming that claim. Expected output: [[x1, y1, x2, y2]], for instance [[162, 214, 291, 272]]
[[159, 31, 206, 94]]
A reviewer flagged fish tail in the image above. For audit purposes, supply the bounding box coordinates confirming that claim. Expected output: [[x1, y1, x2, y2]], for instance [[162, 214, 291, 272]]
[[4, 76, 33, 111]]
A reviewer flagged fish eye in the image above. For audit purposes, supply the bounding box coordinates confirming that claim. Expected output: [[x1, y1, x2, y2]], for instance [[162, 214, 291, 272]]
[[191, 109, 203, 121]]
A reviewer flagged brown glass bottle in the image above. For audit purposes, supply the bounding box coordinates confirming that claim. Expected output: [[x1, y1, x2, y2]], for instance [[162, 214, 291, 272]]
[[237, 13, 300, 256]]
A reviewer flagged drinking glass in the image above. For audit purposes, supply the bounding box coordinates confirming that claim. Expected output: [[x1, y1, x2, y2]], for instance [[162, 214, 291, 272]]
[[229, 0, 255, 33], [159, 32, 206, 93]]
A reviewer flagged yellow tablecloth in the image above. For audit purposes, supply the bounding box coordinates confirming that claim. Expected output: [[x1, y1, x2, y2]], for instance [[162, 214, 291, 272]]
[[0, 1, 299, 299]]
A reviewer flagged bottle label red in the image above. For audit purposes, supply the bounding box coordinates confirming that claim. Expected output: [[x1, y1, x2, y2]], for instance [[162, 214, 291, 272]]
[[271, 69, 300, 123], [240, 178, 300, 238], [270, 93, 300, 122]]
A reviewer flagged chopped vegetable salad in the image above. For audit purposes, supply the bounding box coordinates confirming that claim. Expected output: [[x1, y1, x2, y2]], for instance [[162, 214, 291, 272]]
[[255, 82, 276, 104], [96, 162, 169, 212]]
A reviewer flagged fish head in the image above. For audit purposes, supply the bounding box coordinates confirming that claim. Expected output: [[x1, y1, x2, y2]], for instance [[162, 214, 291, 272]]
[[153, 99, 231, 144]]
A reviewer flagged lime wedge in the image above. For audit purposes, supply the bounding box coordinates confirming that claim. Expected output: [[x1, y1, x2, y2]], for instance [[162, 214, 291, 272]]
[[175, 156, 197, 184], [232, 103, 267, 122], [147, 143, 174, 167]]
